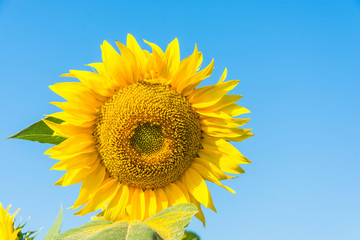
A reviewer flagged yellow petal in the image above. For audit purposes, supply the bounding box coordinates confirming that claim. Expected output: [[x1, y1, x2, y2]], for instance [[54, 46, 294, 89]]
[[104, 184, 130, 222], [144, 39, 164, 57], [45, 134, 95, 157], [115, 41, 141, 84], [184, 168, 216, 212], [101, 41, 134, 87], [43, 119, 93, 139], [179, 59, 214, 96], [201, 125, 250, 138], [139, 189, 146, 221], [144, 189, 157, 219], [198, 149, 245, 174], [200, 117, 250, 129], [49, 82, 102, 106], [154, 188, 168, 212], [197, 109, 232, 120], [144, 50, 163, 80], [47, 111, 95, 127], [128, 188, 146, 221], [123, 187, 135, 219], [213, 132, 254, 142], [76, 178, 119, 216], [189, 195, 205, 227], [86, 62, 119, 92], [127, 34, 148, 72], [55, 161, 99, 186], [72, 164, 106, 209], [49, 144, 95, 160], [174, 180, 190, 202], [51, 101, 97, 115], [161, 38, 180, 80], [51, 102, 97, 122], [191, 162, 235, 194], [220, 104, 251, 116], [196, 95, 242, 112], [165, 183, 187, 206], [50, 152, 98, 170], [202, 138, 251, 164], [69, 70, 113, 97], [188, 80, 239, 108], [218, 68, 227, 84], [193, 157, 235, 181], [171, 44, 201, 90]]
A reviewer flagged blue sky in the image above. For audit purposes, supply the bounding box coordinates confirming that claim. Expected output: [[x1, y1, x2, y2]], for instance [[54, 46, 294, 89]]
[[0, 0, 359, 239]]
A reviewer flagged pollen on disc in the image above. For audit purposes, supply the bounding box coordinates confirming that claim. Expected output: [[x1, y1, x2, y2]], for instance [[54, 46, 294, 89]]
[[94, 82, 202, 189]]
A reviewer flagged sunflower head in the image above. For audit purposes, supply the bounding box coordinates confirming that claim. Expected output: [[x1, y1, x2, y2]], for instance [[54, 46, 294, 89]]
[[45, 34, 253, 225], [0, 203, 21, 240], [94, 82, 202, 189]]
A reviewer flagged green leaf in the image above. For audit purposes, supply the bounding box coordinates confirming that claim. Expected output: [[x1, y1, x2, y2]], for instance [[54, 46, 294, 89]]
[[121, 222, 162, 240], [6, 117, 66, 144], [55, 220, 113, 240], [144, 203, 198, 240], [55, 204, 198, 240], [88, 221, 163, 240], [44, 205, 63, 240], [182, 231, 201, 240], [55, 220, 162, 240]]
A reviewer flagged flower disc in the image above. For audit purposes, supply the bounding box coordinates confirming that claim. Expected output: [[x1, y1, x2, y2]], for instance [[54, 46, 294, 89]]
[[94, 82, 202, 189]]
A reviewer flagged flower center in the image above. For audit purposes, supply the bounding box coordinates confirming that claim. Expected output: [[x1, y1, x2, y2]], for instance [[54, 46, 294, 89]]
[[130, 123, 164, 156], [94, 82, 202, 189]]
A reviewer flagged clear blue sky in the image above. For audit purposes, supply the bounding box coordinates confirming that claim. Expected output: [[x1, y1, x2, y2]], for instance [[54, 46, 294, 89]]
[[1, 0, 359, 239]]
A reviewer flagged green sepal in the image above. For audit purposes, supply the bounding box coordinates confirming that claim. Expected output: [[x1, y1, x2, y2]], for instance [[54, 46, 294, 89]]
[[16, 218, 42, 240], [6, 117, 66, 145]]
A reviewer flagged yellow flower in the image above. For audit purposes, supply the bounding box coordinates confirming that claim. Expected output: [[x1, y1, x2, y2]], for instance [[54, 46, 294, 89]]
[[45, 34, 253, 225], [0, 203, 21, 240]]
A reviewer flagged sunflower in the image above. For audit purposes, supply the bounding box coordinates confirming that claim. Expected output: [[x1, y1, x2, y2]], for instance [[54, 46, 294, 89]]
[[0, 203, 21, 240], [44, 34, 253, 225]]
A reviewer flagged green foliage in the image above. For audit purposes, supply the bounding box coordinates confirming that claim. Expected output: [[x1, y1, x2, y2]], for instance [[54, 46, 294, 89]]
[[54, 203, 198, 240], [182, 231, 200, 240], [55, 220, 162, 240], [16, 219, 41, 240], [17, 229, 40, 240], [144, 203, 198, 240], [43, 205, 63, 240], [7, 117, 66, 144], [55, 220, 113, 239]]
